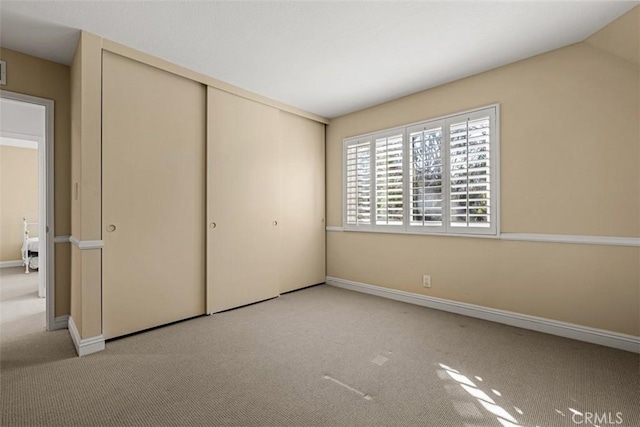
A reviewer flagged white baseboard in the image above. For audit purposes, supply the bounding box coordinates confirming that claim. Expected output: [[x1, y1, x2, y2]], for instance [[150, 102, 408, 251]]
[[0, 260, 23, 268], [52, 315, 69, 331], [68, 316, 105, 356], [326, 276, 640, 353]]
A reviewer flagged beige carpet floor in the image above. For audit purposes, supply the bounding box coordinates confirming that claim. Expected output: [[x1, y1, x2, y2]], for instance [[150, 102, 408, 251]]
[[0, 267, 46, 341], [1, 283, 638, 426]]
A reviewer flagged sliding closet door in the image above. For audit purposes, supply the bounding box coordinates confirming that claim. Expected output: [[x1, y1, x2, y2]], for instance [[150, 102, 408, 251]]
[[102, 51, 206, 339], [207, 87, 280, 313], [279, 112, 326, 293]]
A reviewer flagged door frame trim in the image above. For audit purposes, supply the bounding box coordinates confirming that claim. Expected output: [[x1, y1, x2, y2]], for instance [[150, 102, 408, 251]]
[[0, 89, 56, 331]]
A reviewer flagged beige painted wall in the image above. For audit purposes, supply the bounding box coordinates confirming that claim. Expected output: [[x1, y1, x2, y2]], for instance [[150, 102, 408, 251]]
[[70, 32, 103, 339], [586, 6, 639, 66], [70, 38, 82, 334], [0, 47, 71, 317], [326, 9, 640, 336], [0, 145, 38, 261]]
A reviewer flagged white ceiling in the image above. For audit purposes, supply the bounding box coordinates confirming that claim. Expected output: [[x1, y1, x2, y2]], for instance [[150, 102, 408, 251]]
[[0, 1, 636, 118]]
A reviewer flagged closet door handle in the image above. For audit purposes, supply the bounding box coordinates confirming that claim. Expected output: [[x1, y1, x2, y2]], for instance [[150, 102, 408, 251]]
[[106, 224, 117, 233], [273, 221, 278, 226], [209, 222, 217, 229]]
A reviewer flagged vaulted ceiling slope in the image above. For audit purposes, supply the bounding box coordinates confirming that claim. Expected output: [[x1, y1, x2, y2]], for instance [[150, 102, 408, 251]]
[[0, 1, 637, 118]]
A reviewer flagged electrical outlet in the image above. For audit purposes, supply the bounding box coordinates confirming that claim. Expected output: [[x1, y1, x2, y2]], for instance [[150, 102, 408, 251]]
[[423, 275, 431, 288]]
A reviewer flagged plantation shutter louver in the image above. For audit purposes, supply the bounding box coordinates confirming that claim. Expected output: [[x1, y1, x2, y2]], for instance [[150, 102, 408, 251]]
[[448, 114, 492, 229], [375, 132, 404, 226], [408, 121, 444, 229], [345, 139, 372, 225]]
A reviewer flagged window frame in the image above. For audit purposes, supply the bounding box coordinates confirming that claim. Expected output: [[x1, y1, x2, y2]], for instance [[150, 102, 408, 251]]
[[343, 134, 374, 231], [406, 118, 447, 234], [342, 104, 500, 237], [371, 127, 406, 233]]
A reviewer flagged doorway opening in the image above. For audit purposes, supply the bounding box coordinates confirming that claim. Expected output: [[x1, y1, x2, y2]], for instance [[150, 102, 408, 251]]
[[0, 90, 55, 334]]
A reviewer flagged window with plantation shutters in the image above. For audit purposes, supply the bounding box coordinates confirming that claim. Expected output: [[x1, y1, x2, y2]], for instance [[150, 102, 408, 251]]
[[345, 138, 372, 226], [448, 112, 492, 231], [343, 105, 498, 236], [375, 131, 404, 226], [408, 121, 444, 230]]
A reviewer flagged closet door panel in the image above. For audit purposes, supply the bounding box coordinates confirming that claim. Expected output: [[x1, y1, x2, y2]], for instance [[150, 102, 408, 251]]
[[102, 51, 206, 339], [279, 112, 326, 293], [207, 87, 280, 313]]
